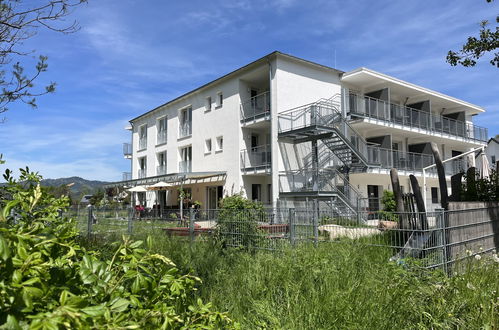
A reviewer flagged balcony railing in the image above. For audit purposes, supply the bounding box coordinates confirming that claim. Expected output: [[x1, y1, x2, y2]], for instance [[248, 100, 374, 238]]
[[349, 94, 488, 142], [179, 122, 192, 138], [240, 144, 271, 172], [157, 130, 167, 145], [179, 160, 192, 173], [138, 138, 147, 150], [279, 168, 367, 211], [240, 91, 270, 122], [122, 172, 131, 181], [138, 169, 146, 179], [366, 146, 468, 175], [123, 143, 132, 158], [157, 165, 167, 175]]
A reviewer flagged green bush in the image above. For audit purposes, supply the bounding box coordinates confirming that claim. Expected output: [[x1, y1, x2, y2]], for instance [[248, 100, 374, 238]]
[[0, 168, 236, 328], [215, 194, 265, 250], [381, 190, 396, 212]]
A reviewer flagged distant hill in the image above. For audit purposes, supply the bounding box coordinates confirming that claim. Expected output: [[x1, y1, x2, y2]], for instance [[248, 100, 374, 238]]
[[40, 176, 109, 198]]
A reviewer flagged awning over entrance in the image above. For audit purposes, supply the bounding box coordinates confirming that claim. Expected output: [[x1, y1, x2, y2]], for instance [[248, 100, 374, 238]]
[[104, 171, 227, 189]]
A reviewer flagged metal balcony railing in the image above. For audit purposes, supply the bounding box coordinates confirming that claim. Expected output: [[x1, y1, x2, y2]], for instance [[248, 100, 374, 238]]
[[138, 169, 146, 179], [157, 130, 167, 144], [349, 94, 488, 142], [240, 91, 270, 122], [240, 145, 271, 172], [179, 160, 192, 173], [138, 138, 147, 150], [157, 165, 167, 175], [179, 122, 192, 138], [122, 172, 131, 181], [365, 146, 468, 175], [279, 168, 367, 212], [123, 143, 132, 158]]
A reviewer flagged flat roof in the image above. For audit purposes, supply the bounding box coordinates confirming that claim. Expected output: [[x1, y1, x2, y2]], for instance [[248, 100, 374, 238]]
[[129, 51, 343, 123], [342, 67, 485, 114]]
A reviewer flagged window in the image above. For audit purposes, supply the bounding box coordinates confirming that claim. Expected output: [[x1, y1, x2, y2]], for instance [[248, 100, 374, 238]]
[[138, 125, 147, 150], [216, 92, 223, 108], [179, 146, 192, 172], [492, 155, 496, 164], [251, 184, 261, 202], [205, 138, 212, 154], [157, 116, 167, 145], [205, 96, 212, 112], [157, 151, 167, 175], [179, 107, 192, 138], [431, 187, 439, 204], [216, 136, 223, 151], [138, 157, 147, 178]]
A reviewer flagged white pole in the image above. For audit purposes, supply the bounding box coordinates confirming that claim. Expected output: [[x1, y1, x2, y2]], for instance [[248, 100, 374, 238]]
[[422, 145, 484, 210], [423, 168, 427, 210]]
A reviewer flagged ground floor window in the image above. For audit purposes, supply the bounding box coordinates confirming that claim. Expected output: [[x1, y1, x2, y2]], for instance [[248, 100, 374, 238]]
[[431, 187, 439, 203], [252, 184, 261, 202]]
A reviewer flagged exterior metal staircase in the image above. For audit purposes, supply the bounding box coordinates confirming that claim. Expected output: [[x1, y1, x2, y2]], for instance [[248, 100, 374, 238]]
[[277, 95, 376, 221]]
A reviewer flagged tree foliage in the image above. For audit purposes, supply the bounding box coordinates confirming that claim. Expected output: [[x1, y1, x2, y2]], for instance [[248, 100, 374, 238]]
[[0, 0, 87, 120], [447, 0, 499, 68], [0, 168, 237, 328]]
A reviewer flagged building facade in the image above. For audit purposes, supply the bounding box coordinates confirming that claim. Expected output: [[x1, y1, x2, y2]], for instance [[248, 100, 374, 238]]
[[115, 51, 488, 213]]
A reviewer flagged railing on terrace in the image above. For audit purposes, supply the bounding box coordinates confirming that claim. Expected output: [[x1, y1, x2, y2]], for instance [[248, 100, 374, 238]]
[[157, 130, 167, 144], [279, 168, 367, 212], [240, 91, 270, 122], [138, 138, 147, 150], [138, 169, 146, 179], [349, 93, 488, 142], [179, 122, 192, 138], [123, 143, 132, 158], [179, 160, 192, 173], [240, 144, 271, 172], [122, 172, 132, 181], [157, 165, 167, 175]]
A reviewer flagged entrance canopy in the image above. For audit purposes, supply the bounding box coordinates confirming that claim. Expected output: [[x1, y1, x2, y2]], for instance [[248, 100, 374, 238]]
[[104, 171, 226, 189]]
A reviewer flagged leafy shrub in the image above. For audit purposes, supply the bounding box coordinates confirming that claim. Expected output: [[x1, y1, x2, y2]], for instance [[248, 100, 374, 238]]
[[215, 194, 265, 250], [381, 190, 396, 212], [0, 168, 236, 328]]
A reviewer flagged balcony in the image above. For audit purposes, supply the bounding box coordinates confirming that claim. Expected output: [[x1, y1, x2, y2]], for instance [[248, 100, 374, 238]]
[[138, 169, 146, 179], [157, 165, 167, 175], [122, 172, 132, 181], [365, 146, 468, 175], [240, 145, 271, 174], [123, 143, 132, 159], [349, 94, 488, 143], [157, 130, 167, 145], [179, 160, 192, 173], [240, 91, 270, 124], [138, 138, 147, 150], [179, 122, 192, 138]]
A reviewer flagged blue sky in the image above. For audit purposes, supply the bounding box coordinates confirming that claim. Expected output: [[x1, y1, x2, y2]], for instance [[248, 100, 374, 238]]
[[0, 0, 497, 181]]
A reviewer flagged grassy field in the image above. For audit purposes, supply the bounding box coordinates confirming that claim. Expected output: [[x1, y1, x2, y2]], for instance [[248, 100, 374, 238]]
[[82, 231, 499, 330]]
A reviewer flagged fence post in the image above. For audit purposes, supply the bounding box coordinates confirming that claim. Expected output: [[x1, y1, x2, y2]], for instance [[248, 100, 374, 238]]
[[289, 208, 295, 247], [440, 209, 449, 275], [189, 207, 195, 244], [127, 206, 134, 235], [87, 205, 93, 239], [313, 200, 319, 247]]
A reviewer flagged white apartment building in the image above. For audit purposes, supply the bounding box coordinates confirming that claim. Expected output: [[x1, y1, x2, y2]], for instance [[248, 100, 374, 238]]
[[114, 51, 488, 213]]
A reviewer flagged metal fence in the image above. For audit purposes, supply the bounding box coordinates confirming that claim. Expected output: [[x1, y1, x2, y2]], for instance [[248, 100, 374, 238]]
[[67, 205, 499, 273]]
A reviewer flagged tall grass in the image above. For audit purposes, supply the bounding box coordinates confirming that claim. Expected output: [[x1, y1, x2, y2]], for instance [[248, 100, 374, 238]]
[[83, 233, 499, 329]]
